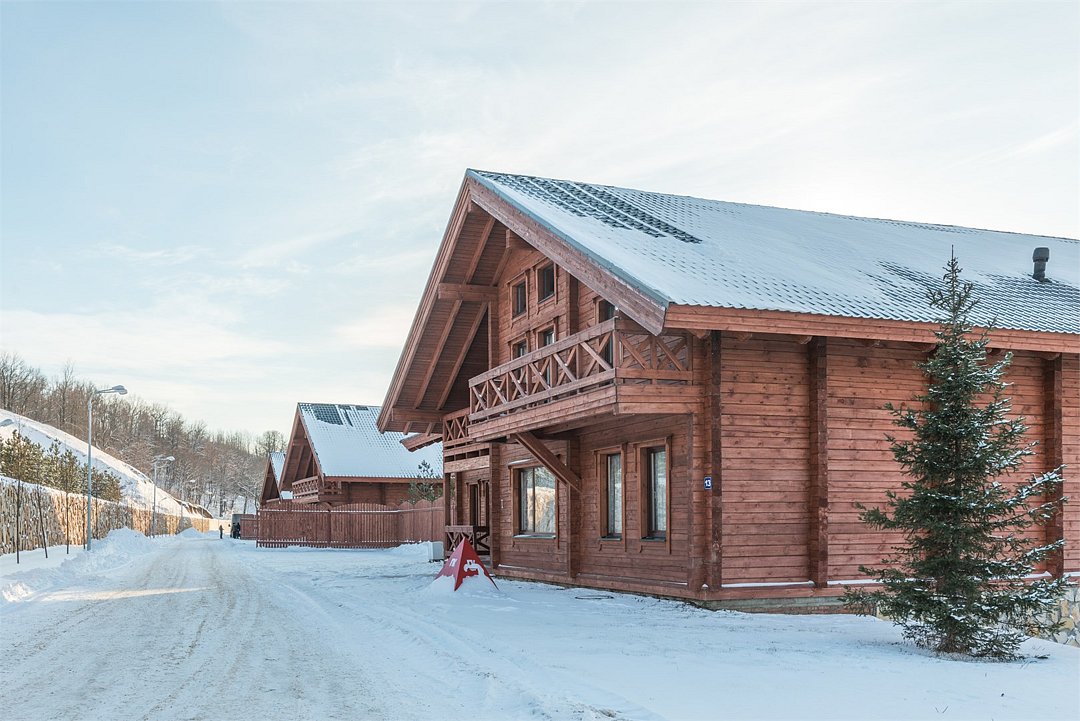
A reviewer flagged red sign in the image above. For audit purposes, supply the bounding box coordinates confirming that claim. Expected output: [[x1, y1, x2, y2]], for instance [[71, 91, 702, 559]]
[[435, 538, 497, 591]]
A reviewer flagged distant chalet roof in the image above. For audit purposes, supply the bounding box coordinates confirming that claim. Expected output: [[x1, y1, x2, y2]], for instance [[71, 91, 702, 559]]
[[269, 451, 285, 482], [297, 403, 442, 478], [470, 170, 1079, 335]]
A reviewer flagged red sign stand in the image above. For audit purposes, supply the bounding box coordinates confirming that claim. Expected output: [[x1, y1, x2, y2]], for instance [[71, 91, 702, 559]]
[[435, 538, 497, 591]]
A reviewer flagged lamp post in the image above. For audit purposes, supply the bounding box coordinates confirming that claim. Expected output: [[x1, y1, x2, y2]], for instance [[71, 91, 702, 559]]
[[86, 385, 127, 551], [151, 455, 174, 538]]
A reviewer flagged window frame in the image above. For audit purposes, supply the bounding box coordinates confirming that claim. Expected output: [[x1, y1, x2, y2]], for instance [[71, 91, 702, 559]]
[[514, 465, 557, 538], [597, 447, 625, 542], [510, 336, 529, 360], [536, 262, 556, 304], [510, 275, 528, 318], [639, 438, 672, 544]]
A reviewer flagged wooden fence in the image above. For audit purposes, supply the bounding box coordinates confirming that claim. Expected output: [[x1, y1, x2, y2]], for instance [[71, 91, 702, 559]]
[[255, 499, 443, 549]]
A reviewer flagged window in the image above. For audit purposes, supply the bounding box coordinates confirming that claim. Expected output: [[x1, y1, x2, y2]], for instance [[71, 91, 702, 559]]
[[537, 327, 555, 385], [512, 280, 527, 317], [537, 263, 556, 302], [643, 447, 667, 539], [598, 299, 617, 322], [601, 453, 622, 538], [518, 466, 556, 536], [598, 300, 617, 366], [512, 339, 529, 359]]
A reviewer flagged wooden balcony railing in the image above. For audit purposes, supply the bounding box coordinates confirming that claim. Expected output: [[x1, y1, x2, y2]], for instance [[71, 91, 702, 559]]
[[442, 408, 472, 450], [468, 319, 692, 424], [291, 476, 320, 499]]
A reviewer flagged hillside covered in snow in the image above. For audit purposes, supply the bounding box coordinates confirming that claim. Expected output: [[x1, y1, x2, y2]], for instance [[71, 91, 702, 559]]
[[0, 410, 190, 517]]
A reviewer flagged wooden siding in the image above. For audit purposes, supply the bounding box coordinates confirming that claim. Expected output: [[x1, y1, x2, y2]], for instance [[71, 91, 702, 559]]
[[720, 334, 812, 584]]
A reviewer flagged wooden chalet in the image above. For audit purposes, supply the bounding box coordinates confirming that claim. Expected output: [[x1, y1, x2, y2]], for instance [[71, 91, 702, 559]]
[[259, 451, 288, 507], [378, 170, 1079, 608], [278, 403, 442, 507]]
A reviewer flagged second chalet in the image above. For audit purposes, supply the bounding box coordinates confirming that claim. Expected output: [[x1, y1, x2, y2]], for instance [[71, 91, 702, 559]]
[[377, 170, 1079, 609], [267, 403, 442, 507]]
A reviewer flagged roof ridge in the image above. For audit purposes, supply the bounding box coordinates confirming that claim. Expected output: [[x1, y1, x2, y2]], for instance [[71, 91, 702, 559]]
[[467, 169, 1078, 243]]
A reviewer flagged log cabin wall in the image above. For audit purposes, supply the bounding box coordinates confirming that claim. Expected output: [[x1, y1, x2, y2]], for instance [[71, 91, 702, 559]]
[[718, 334, 813, 587], [449, 225, 1077, 603], [1059, 354, 1080, 574]]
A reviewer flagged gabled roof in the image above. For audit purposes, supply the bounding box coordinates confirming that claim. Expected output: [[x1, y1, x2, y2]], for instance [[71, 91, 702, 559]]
[[269, 451, 285, 482], [470, 170, 1079, 335], [298, 403, 442, 478], [378, 170, 1078, 433]]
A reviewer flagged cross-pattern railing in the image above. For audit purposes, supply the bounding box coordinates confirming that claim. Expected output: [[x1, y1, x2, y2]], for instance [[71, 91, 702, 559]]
[[442, 408, 472, 449], [291, 476, 320, 500], [469, 319, 692, 423]]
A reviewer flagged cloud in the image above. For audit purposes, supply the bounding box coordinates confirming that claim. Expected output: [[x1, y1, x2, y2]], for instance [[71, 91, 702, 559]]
[[334, 306, 418, 350]]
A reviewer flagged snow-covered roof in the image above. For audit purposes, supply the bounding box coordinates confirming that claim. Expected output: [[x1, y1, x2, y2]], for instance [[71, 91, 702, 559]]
[[269, 451, 285, 482], [298, 403, 443, 479], [470, 170, 1079, 334]]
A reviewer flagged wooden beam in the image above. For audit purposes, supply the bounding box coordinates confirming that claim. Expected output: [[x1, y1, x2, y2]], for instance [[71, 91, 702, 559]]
[[506, 229, 531, 251], [435, 305, 489, 410], [511, 431, 582, 491], [437, 283, 497, 303], [664, 304, 1078, 354], [808, 337, 830, 589], [400, 432, 441, 452], [413, 299, 463, 408], [706, 331, 723, 591], [734, 332, 753, 342], [389, 407, 445, 424], [1044, 355, 1065, 577]]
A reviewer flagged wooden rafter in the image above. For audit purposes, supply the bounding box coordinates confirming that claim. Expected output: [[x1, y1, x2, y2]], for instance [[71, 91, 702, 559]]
[[434, 305, 489, 410], [412, 299, 463, 408], [511, 431, 581, 491]]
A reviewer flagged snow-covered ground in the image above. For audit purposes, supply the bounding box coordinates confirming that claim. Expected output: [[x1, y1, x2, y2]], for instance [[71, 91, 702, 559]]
[[0, 409, 187, 515], [2, 534, 1077, 721]]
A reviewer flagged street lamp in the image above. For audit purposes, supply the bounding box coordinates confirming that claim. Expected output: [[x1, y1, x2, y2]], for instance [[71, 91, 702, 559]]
[[151, 455, 174, 538], [86, 385, 127, 551]]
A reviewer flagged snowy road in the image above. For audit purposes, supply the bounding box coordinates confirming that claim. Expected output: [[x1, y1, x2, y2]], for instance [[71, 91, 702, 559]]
[[3, 531, 1078, 721]]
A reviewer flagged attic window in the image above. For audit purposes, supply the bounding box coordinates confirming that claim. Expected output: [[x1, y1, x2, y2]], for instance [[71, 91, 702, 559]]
[[512, 280, 527, 317], [537, 264, 556, 302]]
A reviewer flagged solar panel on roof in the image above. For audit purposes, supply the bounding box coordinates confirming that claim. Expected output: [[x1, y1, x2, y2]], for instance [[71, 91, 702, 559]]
[[306, 403, 343, 425]]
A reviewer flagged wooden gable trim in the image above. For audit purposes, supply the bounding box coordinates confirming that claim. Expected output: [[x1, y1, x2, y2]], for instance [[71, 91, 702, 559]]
[[664, 304, 1079, 353], [259, 457, 280, 505], [466, 176, 668, 335], [512, 431, 582, 491]]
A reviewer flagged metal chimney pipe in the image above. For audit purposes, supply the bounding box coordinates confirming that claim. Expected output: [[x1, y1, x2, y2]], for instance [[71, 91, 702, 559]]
[[1032, 247, 1050, 282]]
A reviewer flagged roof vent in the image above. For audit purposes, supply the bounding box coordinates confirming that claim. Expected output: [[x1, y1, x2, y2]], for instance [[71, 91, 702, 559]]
[[1032, 247, 1050, 282]]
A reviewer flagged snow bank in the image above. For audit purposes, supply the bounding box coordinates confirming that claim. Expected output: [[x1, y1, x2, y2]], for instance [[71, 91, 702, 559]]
[[1, 528, 155, 604]]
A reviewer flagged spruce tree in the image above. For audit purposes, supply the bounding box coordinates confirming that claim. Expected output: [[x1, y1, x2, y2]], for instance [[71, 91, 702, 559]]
[[846, 256, 1067, 659]]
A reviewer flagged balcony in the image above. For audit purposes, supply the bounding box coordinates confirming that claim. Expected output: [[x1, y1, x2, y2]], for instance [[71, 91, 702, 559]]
[[291, 475, 345, 505], [467, 318, 696, 440]]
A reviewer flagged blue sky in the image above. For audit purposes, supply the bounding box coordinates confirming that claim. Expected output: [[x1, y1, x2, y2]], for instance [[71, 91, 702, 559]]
[[2, 1, 1077, 436]]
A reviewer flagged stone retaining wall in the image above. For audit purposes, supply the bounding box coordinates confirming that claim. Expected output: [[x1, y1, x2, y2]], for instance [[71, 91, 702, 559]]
[[1, 479, 213, 554]]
